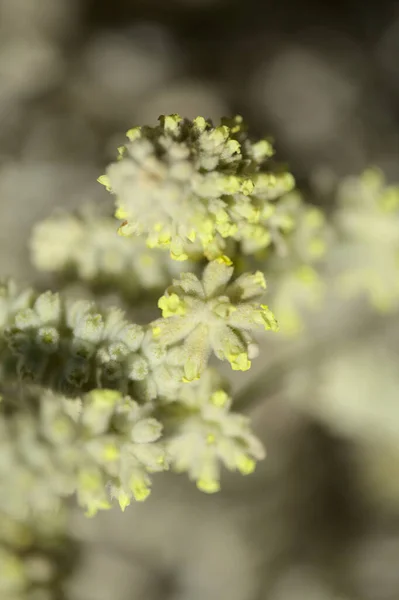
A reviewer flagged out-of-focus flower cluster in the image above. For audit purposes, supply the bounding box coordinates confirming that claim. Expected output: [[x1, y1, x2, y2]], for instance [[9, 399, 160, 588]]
[[0, 508, 77, 600], [30, 205, 194, 302], [99, 114, 295, 261], [0, 365, 266, 519], [0, 387, 167, 517], [255, 191, 330, 335], [333, 168, 399, 311]]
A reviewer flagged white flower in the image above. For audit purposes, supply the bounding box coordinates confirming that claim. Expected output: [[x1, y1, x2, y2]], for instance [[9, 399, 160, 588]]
[[99, 114, 294, 261], [162, 368, 265, 493], [152, 259, 278, 380]]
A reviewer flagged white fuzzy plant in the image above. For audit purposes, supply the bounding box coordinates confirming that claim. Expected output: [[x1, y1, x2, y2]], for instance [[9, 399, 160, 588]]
[[1, 114, 399, 599]]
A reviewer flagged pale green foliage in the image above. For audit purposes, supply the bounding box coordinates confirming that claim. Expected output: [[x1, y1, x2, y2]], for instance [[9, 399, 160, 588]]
[[98, 114, 295, 261], [334, 168, 399, 311]]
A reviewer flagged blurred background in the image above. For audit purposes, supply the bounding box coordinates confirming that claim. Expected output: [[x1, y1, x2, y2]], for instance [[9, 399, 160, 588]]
[[1, 0, 399, 599]]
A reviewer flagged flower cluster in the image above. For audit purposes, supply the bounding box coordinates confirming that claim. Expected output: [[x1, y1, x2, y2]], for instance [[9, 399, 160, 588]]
[[0, 265, 272, 514], [0, 265, 276, 400], [0, 509, 77, 600], [0, 374, 266, 518], [30, 205, 193, 302], [159, 368, 265, 493], [98, 114, 295, 261], [0, 280, 162, 401], [152, 258, 278, 381], [2, 114, 326, 525], [261, 191, 330, 335], [2, 108, 399, 541], [334, 168, 399, 311], [0, 387, 167, 517]]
